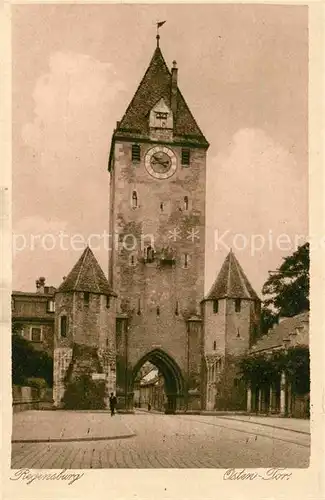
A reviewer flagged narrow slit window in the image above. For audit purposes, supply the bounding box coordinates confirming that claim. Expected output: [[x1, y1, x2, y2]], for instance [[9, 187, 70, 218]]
[[60, 316, 67, 338], [160, 202, 164, 212], [132, 191, 138, 208], [213, 340, 217, 350], [181, 148, 190, 166], [184, 253, 189, 268], [84, 292, 90, 305], [146, 246, 154, 263], [106, 296, 110, 309], [184, 196, 189, 211], [235, 298, 241, 312], [131, 144, 141, 162], [213, 300, 219, 313], [156, 306, 160, 316]]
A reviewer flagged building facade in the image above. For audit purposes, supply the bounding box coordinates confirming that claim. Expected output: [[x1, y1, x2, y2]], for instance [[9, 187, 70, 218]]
[[108, 38, 209, 412], [12, 277, 56, 355], [246, 312, 309, 418]]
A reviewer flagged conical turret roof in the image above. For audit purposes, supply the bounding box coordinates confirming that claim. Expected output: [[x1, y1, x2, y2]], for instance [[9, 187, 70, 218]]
[[57, 247, 116, 296], [204, 251, 260, 301]]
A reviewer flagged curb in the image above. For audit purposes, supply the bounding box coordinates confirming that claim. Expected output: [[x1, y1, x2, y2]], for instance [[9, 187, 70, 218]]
[[216, 416, 310, 435], [11, 433, 136, 444]]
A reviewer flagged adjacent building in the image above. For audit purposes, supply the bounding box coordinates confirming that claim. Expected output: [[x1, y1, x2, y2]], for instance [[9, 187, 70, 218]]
[[12, 277, 56, 354], [246, 312, 309, 418]]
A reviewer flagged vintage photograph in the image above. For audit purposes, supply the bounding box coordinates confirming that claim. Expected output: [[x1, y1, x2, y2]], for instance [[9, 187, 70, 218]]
[[11, 4, 309, 469]]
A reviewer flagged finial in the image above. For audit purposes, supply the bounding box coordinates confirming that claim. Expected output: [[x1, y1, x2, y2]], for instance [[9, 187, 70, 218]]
[[172, 60, 177, 68], [156, 20, 166, 47]]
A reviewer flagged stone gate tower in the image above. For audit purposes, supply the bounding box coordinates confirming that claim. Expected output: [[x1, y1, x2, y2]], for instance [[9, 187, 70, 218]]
[[108, 37, 209, 411]]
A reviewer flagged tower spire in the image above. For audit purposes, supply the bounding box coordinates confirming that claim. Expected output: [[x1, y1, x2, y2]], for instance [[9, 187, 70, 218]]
[[156, 20, 166, 47]]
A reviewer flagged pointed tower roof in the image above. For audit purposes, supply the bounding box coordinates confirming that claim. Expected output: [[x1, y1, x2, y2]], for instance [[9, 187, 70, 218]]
[[203, 251, 260, 301], [109, 44, 208, 160], [57, 247, 116, 296]]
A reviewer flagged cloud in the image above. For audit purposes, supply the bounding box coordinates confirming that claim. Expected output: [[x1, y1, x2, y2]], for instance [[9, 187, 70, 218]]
[[22, 51, 125, 155], [205, 128, 308, 294]]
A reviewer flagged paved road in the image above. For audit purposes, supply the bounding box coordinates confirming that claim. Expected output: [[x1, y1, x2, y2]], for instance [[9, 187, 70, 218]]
[[11, 411, 310, 469]]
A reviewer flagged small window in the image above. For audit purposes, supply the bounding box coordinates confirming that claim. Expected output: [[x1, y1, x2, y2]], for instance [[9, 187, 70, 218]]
[[156, 306, 160, 316], [175, 301, 179, 316], [183, 253, 189, 269], [106, 296, 110, 309], [235, 298, 241, 312], [60, 316, 67, 338], [160, 202, 164, 212], [181, 149, 190, 166], [131, 144, 141, 162], [132, 191, 138, 209], [84, 292, 90, 305], [155, 111, 168, 120], [236, 328, 240, 338], [31, 327, 42, 342], [213, 300, 219, 313], [184, 196, 189, 211], [47, 300, 55, 312], [213, 340, 217, 350], [146, 246, 155, 263]]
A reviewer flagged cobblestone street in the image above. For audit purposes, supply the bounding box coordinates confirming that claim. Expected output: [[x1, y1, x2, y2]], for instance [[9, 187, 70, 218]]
[[11, 410, 310, 469]]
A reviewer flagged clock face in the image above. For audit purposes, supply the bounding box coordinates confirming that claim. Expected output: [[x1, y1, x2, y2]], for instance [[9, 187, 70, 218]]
[[145, 146, 177, 179]]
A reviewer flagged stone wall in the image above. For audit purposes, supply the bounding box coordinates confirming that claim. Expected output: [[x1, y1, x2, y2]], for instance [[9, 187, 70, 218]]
[[12, 385, 53, 412], [109, 140, 207, 408]]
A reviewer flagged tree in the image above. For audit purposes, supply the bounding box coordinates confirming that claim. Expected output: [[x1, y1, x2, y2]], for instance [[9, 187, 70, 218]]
[[261, 243, 309, 332], [12, 334, 53, 387]]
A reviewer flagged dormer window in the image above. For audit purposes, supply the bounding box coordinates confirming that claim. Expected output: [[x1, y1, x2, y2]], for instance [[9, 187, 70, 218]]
[[181, 149, 190, 166], [132, 144, 141, 162]]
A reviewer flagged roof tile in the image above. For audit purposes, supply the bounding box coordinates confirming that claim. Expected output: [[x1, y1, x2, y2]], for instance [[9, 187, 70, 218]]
[[57, 247, 116, 296], [204, 251, 259, 301]]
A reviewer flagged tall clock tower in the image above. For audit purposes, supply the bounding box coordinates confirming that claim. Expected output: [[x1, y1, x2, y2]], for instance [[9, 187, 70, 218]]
[[108, 36, 209, 411]]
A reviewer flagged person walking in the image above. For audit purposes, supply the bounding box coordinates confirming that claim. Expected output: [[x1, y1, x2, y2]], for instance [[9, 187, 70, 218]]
[[109, 392, 117, 416]]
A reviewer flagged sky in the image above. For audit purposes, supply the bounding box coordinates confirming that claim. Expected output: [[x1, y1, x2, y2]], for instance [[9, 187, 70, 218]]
[[12, 4, 308, 296]]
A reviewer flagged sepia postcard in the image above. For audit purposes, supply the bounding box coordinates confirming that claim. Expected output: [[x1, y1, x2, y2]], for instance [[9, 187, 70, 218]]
[[1, 2, 324, 500]]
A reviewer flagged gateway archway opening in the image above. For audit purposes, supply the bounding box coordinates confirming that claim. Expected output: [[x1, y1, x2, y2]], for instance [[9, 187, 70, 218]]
[[130, 349, 185, 414]]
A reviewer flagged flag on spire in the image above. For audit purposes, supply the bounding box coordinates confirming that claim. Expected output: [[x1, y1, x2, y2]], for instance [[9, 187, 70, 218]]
[[157, 21, 166, 29]]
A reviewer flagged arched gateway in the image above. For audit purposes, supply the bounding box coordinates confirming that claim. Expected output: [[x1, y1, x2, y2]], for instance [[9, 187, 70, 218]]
[[130, 349, 185, 413]]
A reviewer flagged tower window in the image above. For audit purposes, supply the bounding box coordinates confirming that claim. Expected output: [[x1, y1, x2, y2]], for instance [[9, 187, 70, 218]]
[[235, 298, 241, 312], [156, 306, 160, 316], [160, 202, 164, 212], [183, 253, 189, 269], [213, 300, 219, 313], [132, 191, 138, 209], [184, 196, 189, 211], [181, 149, 190, 166], [60, 316, 67, 338], [106, 296, 110, 309], [213, 340, 217, 350], [131, 144, 141, 162], [84, 292, 90, 305], [145, 246, 155, 263]]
